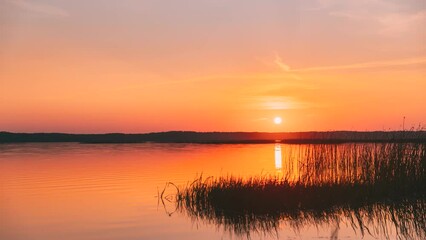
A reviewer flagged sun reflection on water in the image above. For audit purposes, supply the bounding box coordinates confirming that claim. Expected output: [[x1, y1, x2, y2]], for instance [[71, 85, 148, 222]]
[[274, 143, 282, 171]]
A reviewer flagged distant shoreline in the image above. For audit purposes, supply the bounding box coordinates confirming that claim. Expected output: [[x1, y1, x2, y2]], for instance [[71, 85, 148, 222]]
[[1, 131, 425, 144]]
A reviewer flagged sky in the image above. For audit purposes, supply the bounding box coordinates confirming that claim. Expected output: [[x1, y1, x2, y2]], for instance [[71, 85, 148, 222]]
[[0, 0, 425, 133]]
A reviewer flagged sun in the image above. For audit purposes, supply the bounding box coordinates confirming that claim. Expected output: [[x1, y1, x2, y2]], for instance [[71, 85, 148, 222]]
[[273, 117, 282, 125]]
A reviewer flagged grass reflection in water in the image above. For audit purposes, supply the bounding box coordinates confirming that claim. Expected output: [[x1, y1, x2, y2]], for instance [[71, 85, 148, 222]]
[[164, 143, 426, 239]]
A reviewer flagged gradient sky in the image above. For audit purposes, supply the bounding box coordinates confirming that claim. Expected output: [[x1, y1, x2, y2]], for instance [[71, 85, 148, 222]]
[[1, 0, 425, 133]]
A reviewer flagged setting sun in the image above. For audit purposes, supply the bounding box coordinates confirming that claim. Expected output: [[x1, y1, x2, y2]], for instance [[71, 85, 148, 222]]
[[274, 117, 282, 125]]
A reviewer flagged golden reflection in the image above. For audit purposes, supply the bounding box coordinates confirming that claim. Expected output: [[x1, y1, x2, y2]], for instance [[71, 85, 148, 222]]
[[274, 143, 282, 171]]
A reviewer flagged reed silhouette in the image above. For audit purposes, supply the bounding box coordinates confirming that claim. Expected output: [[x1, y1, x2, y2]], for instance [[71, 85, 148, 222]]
[[167, 142, 426, 239]]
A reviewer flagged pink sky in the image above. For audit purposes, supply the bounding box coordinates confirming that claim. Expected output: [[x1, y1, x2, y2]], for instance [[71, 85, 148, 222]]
[[1, 0, 425, 133]]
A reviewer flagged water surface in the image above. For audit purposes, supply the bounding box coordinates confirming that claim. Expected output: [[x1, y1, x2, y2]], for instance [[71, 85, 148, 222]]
[[0, 143, 422, 239]]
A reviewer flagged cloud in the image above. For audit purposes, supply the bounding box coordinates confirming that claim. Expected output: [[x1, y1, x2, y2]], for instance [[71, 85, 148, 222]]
[[292, 57, 426, 72], [274, 54, 291, 72], [8, 0, 69, 17], [275, 55, 426, 73], [244, 96, 310, 110], [378, 10, 426, 34], [311, 0, 425, 35]]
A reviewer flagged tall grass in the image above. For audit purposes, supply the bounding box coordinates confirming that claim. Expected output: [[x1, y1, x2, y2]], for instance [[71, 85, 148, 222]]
[[169, 142, 426, 239], [280, 142, 425, 186]]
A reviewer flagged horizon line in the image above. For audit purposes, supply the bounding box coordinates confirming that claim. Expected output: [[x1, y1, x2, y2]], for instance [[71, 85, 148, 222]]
[[1, 130, 424, 135]]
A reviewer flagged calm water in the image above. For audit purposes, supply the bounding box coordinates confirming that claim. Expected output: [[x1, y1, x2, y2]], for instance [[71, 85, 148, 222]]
[[0, 143, 422, 239]]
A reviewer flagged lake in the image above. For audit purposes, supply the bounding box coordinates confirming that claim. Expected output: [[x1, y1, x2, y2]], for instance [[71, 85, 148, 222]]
[[0, 143, 424, 239]]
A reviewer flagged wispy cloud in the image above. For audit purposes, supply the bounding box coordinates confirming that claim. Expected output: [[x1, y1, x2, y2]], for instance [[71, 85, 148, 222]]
[[273, 54, 304, 80], [311, 0, 425, 35], [276, 56, 426, 73], [244, 96, 310, 110], [274, 54, 291, 72], [8, 0, 69, 17], [378, 10, 426, 34]]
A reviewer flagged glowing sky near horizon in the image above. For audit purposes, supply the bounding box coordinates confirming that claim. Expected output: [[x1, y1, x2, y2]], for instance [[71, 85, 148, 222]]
[[0, 0, 425, 133]]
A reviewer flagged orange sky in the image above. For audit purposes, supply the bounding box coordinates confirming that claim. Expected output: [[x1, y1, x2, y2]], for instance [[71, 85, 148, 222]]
[[1, 0, 425, 133]]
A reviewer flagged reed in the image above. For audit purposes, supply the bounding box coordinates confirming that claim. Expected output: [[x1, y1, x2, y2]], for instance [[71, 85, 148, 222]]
[[170, 142, 426, 239]]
